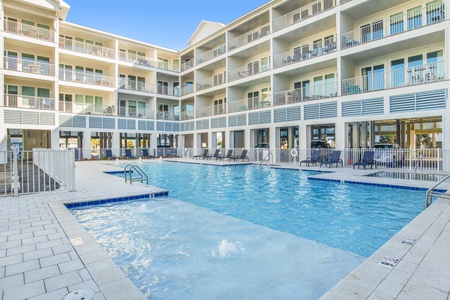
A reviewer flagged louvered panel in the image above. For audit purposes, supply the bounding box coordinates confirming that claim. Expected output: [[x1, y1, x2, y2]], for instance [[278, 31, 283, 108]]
[[147, 121, 154, 131], [320, 102, 337, 119], [4, 110, 21, 124], [342, 100, 362, 117], [259, 111, 271, 124], [127, 119, 135, 130], [59, 115, 73, 127], [287, 106, 301, 121], [73, 116, 86, 128], [228, 116, 237, 127], [219, 117, 226, 128], [362, 98, 384, 115], [274, 108, 287, 123], [304, 104, 320, 120], [196, 120, 204, 130], [90, 117, 103, 128], [189, 121, 195, 130], [249, 112, 259, 125], [203, 119, 210, 129], [138, 120, 146, 130], [22, 111, 39, 125], [390, 93, 416, 113], [211, 118, 221, 129], [117, 119, 127, 129], [165, 122, 173, 131], [103, 118, 115, 129], [237, 114, 246, 126], [416, 89, 446, 111], [39, 112, 55, 125], [173, 122, 180, 131], [156, 122, 164, 131]]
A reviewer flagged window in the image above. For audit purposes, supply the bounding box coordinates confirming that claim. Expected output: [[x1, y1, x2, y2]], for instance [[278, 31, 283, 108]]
[[95, 96, 103, 113], [391, 59, 405, 87], [313, 76, 323, 97], [214, 98, 225, 115], [248, 91, 259, 110], [302, 80, 311, 98], [75, 37, 84, 52], [60, 35, 72, 49], [119, 49, 126, 61], [427, 50, 444, 79], [137, 77, 146, 91], [261, 57, 270, 71], [158, 58, 169, 70], [86, 96, 94, 112], [119, 74, 126, 88], [407, 6, 422, 30], [390, 12, 404, 34], [158, 81, 168, 94], [361, 65, 384, 91], [360, 24, 371, 43], [247, 61, 259, 75], [173, 82, 180, 96], [426, 0, 444, 24], [76, 66, 84, 82], [372, 20, 383, 40], [325, 74, 336, 96]]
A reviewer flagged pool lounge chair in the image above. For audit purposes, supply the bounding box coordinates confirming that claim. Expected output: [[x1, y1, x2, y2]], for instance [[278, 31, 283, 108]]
[[104, 149, 117, 160], [193, 149, 208, 160], [353, 150, 376, 170], [124, 149, 136, 160], [141, 148, 154, 159], [231, 149, 249, 162], [320, 150, 343, 167], [217, 149, 233, 161], [300, 150, 321, 166], [207, 149, 220, 160]]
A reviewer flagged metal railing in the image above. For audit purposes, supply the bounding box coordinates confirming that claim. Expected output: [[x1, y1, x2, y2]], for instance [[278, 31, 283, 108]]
[[228, 96, 272, 113], [228, 23, 270, 51], [4, 19, 55, 41], [342, 61, 445, 95], [59, 101, 115, 115], [0, 149, 75, 197], [156, 111, 179, 120], [124, 164, 148, 185], [196, 75, 227, 91], [181, 60, 195, 72], [197, 44, 227, 65], [425, 175, 450, 208], [341, 2, 445, 49], [118, 107, 151, 118], [119, 80, 155, 93], [4, 56, 54, 75], [273, 83, 338, 106], [181, 85, 195, 96], [180, 109, 195, 120], [3, 94, 55, 110], [196, 104, 226, 118], [229, 61, 272, 82], [59, 70, 115, 87], [59, 37, 115, 59]]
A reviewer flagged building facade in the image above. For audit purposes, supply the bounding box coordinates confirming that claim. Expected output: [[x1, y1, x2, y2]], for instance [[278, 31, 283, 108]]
[[0, 0, 449, 166]]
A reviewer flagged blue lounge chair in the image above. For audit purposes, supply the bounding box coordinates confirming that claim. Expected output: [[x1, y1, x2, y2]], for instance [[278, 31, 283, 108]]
[[124, 149, 136, 159], [105, 149, 117, 160], [141, 148, 154, 159], [320, 150, 343, 167], [300, 150, 321, 166], [193, 149, 208, 160], [353, 151, 376, 170]]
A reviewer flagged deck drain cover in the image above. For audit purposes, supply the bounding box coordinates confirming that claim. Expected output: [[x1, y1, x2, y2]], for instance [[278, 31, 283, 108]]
[[379, 256, 399, 267], [401, 237, 416, 245], [63, 289, 94, 300]]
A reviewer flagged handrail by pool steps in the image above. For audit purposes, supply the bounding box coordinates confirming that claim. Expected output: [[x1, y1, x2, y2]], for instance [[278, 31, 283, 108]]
[[259, 152, 273, 166], [425, 174, 450, 208], [124, 164, 148, 185]]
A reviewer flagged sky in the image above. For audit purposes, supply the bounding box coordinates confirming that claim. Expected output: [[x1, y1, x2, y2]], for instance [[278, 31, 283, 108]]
[[65, 0, 270, 51]]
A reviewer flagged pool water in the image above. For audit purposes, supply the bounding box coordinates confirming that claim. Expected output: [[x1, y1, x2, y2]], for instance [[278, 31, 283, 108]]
[[71, 162, 425, 299], [366, 170, 447, 182]]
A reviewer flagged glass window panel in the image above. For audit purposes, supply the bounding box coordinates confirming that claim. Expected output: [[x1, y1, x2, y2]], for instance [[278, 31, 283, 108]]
[[391, 59, 404, 87], [407, 6, 422, 30], [390, 12, 404, 34]]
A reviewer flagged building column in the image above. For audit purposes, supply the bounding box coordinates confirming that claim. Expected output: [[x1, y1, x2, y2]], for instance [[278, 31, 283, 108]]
[[298, 123, 308, 161]]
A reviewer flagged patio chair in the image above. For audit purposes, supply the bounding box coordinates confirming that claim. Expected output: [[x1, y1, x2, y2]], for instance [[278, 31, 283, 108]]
[[207, 149, 220, 160], [124, 149, 136, 160], [217, 149, 233, 161], [104, 149, 117, 160], [300, 150, 321, 166], [141, 148, 155, 159], [231, 149, 249, 162], [193, 149, 208, 160], [320, 150, 343, 167], [353, 151, 376, 170]]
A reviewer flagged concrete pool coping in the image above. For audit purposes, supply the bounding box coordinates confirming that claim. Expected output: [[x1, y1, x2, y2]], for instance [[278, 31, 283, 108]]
[[0, 158, 449, 299]]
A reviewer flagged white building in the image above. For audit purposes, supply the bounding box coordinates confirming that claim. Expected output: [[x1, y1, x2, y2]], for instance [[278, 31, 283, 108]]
[[0, 0, 449, 168]]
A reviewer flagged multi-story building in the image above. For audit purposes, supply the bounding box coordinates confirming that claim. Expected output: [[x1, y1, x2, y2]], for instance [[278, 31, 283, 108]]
[[0, 0, 449, 167]]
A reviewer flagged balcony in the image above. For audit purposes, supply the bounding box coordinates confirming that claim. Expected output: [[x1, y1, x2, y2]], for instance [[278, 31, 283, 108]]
[[59, 102, 115, 115], [273, 82, 338, 106], [341, 2, 445, 49], [197, 44, 226, 65], [196, 104, 226, 118], [229, 61, 271, 82], [118, 52, 154, 67], [4, 20, 54, 42], [4, 94, 54, 110], [228, 23, 270, 51], [181, 60, 194, 72], [119, 80, 155, 93], [196, 75, 226, 92], [156, 111, 179, 121], [118, 107, 153, 119], [180, 109, 194, 120], [59, 37, 115, 59], [272, 0, 336, 32], [273, 37, 337, 69], [59, 71, 114, 88], [228, 96, 271, 113], [341, 61, 445, 95], [157, 86, 179, 96], [181, 85, 195, 96], [4, 56, 54, 76]]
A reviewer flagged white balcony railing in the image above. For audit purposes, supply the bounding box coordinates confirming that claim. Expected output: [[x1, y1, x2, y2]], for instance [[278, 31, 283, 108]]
[[59, 70, 115, 88], [341, 2, 445, 49], [157, 86, 179, 96], [4, 56, 54, 76], [273, 36, 337, 68], [3, 94, 54, 110], [196, 75, 226, 91], [197, 44, 226, 65], [196, 104, 226, 118], [4, 19, 54, 41], [118, 52, 154, 67], [181, 60, 194, 72], [228, 23, 270, 51], [229, 61, 271, 82], [59, 37, 115, 59], [273, 82, 338, 106], [228, 96, 272, 113], [342, 61, 445, 95], [118, 107, 152, 119], [119, 79, 155, 93], [272, 0, 336, 32], [59, 102, 115, 115], [181, 85, 195, 96], [180, 109, 195, 120], [156, 111, 179, 121]]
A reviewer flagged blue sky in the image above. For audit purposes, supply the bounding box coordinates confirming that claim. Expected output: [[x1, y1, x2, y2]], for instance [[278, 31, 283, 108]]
[[65, 0, 270, 51]]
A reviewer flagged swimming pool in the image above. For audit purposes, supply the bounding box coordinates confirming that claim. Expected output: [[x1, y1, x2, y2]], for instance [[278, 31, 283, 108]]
[[71, 162, 425, 299], [366, 170, 447, 182]]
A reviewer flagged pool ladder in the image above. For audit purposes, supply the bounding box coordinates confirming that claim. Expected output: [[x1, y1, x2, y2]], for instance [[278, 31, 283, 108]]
[[259, 153, 273, 166], [124, 164, 148, 185], [425, 174, 450, 208]]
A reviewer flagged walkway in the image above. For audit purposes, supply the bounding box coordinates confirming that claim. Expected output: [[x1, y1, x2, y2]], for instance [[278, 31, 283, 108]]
[[0, 159, 449, 299]]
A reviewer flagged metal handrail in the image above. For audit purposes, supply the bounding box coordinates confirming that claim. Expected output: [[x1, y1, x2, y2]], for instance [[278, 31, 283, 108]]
[[425, 175, 450, 208], [259, 153, 273, 166], [124, 164, 148, 185]]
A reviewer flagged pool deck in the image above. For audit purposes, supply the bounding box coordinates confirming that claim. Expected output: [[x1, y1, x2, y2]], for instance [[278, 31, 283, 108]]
[[0, 158, 449, 299]]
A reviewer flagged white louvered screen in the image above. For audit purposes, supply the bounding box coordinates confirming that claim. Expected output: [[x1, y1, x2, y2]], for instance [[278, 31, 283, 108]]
[[4, 110, 21, 124], [103, 118, 115, 129], [22, 111, 39, 124], [39, 112, 55, 125], [73, 116, 86, 128]]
